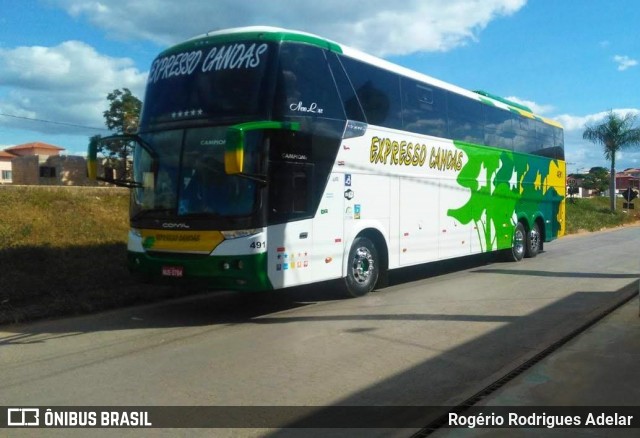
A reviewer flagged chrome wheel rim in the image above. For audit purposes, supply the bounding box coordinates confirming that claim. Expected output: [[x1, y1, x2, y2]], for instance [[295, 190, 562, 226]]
[[351, 247, 374, 285], [514, 228, 525, 258], [530, 228, 540, 251]]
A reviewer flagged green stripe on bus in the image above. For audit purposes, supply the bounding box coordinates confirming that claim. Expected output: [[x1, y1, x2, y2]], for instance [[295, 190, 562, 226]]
[[478, 97, 496, 107], [163, 30, 343, 56]]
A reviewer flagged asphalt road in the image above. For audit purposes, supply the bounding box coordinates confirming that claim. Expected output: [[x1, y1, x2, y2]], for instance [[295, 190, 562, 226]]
[[1, 226, 638, 436]]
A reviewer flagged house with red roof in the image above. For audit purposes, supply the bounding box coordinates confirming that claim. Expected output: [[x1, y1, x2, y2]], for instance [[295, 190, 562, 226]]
[[616, 168, 640, 191], [3, 141, 93, 186], [4, 142, 65, 157]]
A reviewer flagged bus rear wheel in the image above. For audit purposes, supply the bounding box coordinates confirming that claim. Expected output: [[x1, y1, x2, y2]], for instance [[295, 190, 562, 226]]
[[525, 222, 541, 258], [505, 222, 526, 262], [344, 237, 379, 297]]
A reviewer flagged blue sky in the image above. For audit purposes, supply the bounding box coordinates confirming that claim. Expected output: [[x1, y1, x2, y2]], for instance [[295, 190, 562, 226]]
[[1, 0, 639, 173]]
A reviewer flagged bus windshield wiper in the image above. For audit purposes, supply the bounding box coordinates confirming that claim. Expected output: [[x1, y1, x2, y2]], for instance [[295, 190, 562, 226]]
[[132, 208, 175, 220], [177, 212, 222, 219]]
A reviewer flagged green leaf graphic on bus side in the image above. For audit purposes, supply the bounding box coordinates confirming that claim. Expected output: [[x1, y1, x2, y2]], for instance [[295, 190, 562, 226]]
[[448, 141, 564, 252]]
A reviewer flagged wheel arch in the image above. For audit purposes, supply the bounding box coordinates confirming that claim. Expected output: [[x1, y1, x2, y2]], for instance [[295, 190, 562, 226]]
[[533, 214, 546, 251], [516, 213, 531, 231], [519, 212, 546, 234]]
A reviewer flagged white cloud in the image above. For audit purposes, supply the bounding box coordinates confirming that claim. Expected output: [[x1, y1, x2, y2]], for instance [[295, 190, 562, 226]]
[[555, 109, 640, 132], [53, 0, 527, 56], [0, 41, 147, 135], [613, 55, 638, 71], [556, 109, 640, 172], [505, 96, 554, 115]]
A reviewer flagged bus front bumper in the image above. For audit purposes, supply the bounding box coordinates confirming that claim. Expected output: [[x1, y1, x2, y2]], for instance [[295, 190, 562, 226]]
[[127, 251, 272, 291]]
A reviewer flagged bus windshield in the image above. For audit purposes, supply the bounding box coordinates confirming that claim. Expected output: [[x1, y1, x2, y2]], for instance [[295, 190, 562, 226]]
[[131, 127, 259, 220], [140, 41, 275, 127]]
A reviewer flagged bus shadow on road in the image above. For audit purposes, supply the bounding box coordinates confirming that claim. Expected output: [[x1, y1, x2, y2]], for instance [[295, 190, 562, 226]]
[[387, 252, 498, 287], [0, 252, 507, 345]]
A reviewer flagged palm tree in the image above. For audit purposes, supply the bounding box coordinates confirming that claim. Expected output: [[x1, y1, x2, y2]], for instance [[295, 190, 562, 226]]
[[583, 111, 640, 211]]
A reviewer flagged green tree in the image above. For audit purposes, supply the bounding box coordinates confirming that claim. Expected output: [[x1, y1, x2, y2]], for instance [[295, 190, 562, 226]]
[[103, 88, 142, 134], [581, 167, 609, 195], [90, 88, 142, 180], [583, 111, 640, 211]]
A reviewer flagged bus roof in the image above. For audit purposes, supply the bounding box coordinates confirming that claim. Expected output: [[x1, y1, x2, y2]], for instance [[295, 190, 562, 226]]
[[169, 26, 562, 129]]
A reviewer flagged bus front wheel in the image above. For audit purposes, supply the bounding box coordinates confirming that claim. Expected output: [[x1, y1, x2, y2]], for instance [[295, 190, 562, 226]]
[[344, 237, 379, 297]]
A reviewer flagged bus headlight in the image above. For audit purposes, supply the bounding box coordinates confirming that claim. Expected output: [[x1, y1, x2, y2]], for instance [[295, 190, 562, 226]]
[[221, 229, 260, 239]]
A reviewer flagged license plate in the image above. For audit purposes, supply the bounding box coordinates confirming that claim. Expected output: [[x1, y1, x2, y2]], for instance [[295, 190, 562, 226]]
[[162, 266, 184, 277]]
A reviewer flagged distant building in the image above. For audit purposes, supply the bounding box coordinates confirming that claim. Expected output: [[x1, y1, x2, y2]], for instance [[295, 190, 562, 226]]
[[0, 150, 15, 184], [567, 174, 598, 198], [568, 168, 640, 198], [616, 168, 640, 191], [4, 141, 94, 186], [4, 141, 65, 158]]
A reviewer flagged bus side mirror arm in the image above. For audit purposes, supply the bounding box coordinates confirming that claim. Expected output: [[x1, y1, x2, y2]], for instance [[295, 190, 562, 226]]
[[225, 121, 300, 179], [87, 134, 155, 188], [235, 173, 268, 186]]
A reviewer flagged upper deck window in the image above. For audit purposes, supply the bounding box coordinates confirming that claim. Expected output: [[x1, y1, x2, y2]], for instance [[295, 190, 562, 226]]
[[340, 56, 402, 129], [273, 43, 344, 120], [402, 78, 447, 138]]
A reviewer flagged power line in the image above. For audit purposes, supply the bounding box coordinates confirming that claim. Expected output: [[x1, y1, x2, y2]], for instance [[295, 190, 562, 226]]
[[0, 112, 109, 131]]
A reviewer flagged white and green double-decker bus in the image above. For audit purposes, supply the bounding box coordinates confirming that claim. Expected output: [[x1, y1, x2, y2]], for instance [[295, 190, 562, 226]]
[[89, 26, 565, 297]]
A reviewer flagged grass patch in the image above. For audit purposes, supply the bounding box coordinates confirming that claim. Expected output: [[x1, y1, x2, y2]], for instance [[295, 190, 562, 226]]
[[565, 196, 640, 234], [0, 186, 184, 324], [1, 186, 638, 325], [0, 185, 130, 248]]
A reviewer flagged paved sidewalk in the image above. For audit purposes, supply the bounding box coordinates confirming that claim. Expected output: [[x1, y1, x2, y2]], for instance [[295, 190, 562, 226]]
[[433, 292, 640, 437]]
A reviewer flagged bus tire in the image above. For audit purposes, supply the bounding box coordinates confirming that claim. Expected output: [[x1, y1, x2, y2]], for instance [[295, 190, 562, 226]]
[[344, 236, 379, 297], [505, 222, 526, 262], [525, 221, 541, 258]]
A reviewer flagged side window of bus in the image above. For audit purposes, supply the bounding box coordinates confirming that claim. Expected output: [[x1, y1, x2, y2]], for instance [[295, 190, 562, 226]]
[[274, 43, 344, 120], [340, 56, 402, 129], [326, 53, 366, 122], [401, 79, 447, 138], [447, 92, 484, 144], [532, 120, 556, 157], [513, 115, 536, 155], [484, 106, 515, 151], [554, 126, 565, 160]]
